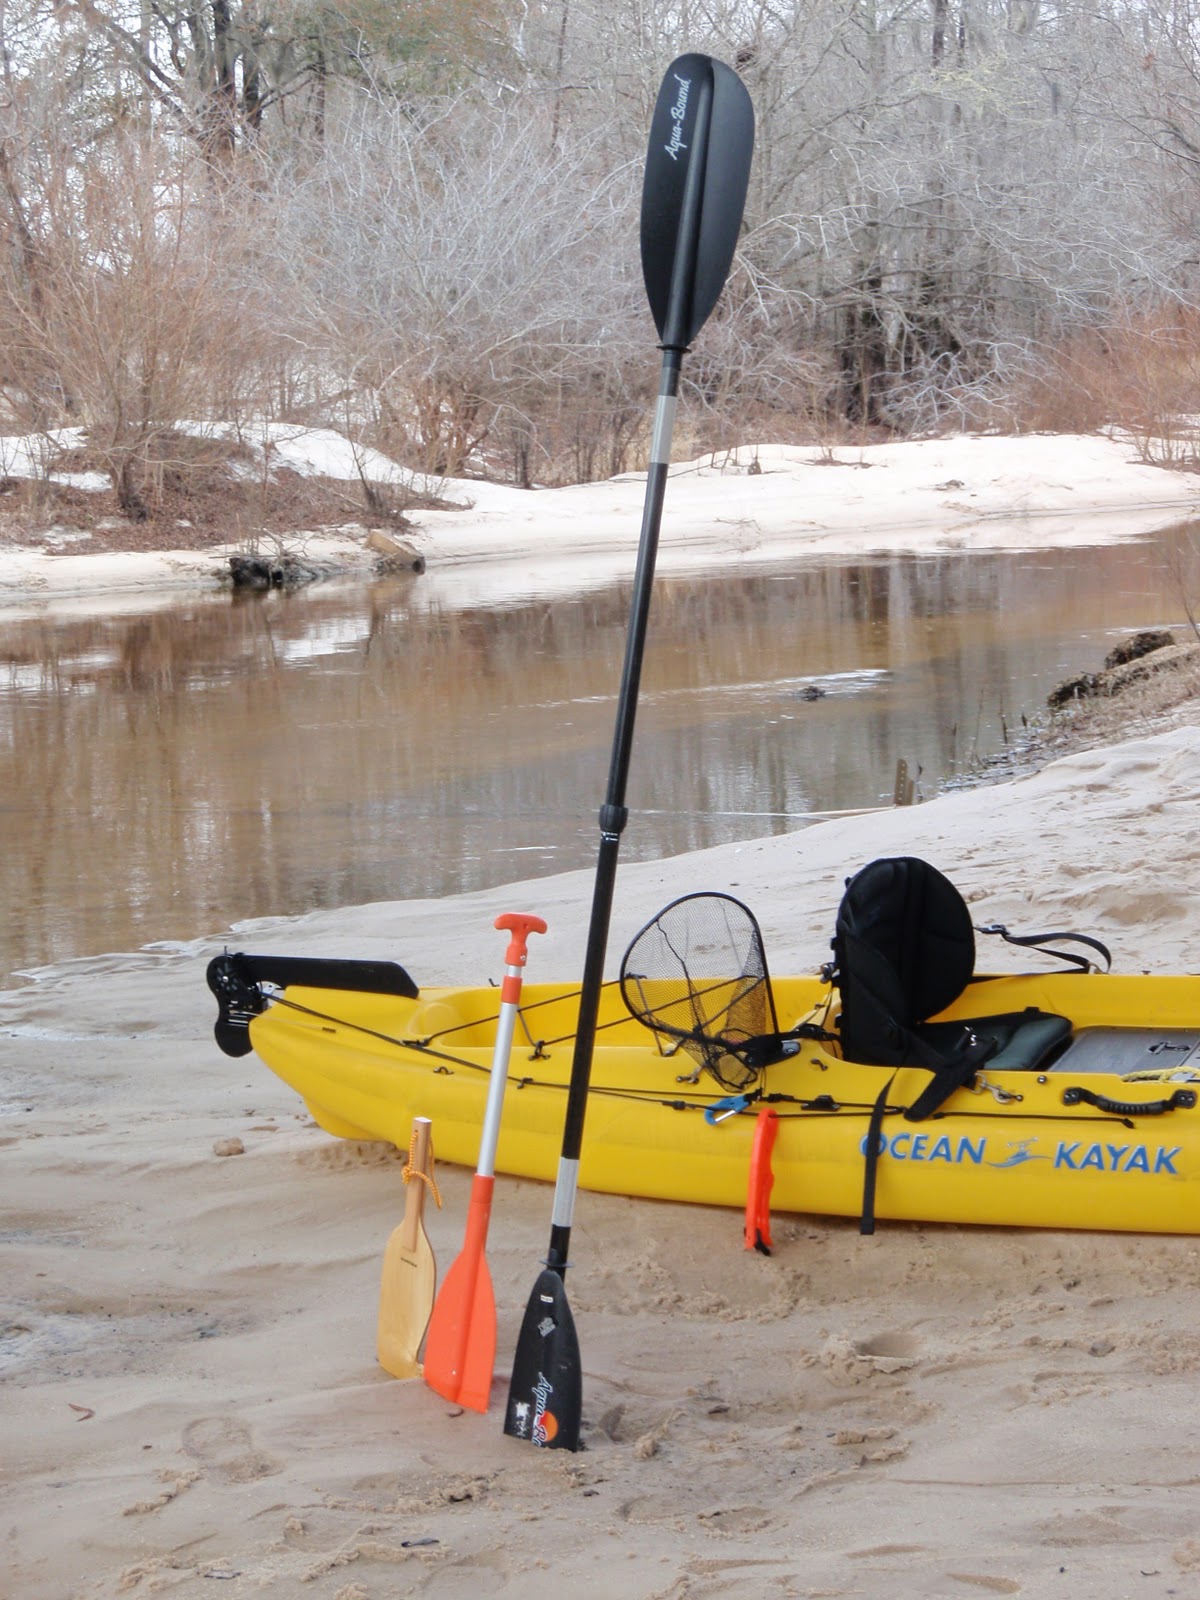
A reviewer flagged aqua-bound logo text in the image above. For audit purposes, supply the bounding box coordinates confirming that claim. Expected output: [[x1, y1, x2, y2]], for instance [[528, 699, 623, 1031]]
[[664, 73, 690, 161]]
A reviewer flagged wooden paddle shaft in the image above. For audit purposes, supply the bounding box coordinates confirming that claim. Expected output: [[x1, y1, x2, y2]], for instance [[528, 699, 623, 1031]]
[[400, 1116, 432, 1253]]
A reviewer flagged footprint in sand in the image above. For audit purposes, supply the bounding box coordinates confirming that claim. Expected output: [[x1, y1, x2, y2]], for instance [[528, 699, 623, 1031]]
[[820, 1329, 921, 1386], [182, 1416, 281, 1483]]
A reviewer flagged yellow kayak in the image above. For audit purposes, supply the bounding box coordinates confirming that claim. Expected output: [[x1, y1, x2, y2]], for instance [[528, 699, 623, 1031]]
[[206, 954, 1200, 1235]]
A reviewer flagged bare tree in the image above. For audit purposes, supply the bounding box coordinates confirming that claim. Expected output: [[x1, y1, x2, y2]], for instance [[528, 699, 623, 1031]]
[[0, 108, 281, 515], [52, 0, 521, 158], [0, 0, 1196, 510], [268, 90, 648, 483]]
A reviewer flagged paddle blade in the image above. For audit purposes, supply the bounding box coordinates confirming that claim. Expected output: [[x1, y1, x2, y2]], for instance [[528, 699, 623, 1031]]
[[377, 1116, 436, 1379], [641, 53, 754, 348], [377, 1223, 436, 1379], [423, 1249, 497, 1412], [503, 1269, 581, 1451]]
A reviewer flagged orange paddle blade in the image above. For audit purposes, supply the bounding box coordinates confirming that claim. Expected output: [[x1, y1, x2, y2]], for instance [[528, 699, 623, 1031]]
[[423, 1247, 496, 1411], [423, 1174, 497, 1411], [377, 1118, 436, 1378]]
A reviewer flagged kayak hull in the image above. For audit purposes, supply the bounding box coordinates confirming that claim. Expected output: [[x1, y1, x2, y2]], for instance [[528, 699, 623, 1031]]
[[245, 971, 1200, 1234]]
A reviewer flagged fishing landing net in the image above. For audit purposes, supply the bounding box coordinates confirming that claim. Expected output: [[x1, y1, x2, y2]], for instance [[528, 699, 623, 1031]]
[[619, 892, 780, 1091]]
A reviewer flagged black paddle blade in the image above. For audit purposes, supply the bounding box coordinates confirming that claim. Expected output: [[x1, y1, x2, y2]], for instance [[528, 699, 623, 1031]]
[[502, 1269, 582, 1451], [641, 53, 754, 348]]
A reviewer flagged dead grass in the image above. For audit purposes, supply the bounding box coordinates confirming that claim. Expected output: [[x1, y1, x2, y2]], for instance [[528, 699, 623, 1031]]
[[0, 473, 353, 553], [981, 310, 1200, 463], [0, 434, 459, 554]]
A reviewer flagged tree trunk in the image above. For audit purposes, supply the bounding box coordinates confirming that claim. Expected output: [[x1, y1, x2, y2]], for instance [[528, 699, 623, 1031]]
[[114, 457, 151, 521], [203, 0, 238, 163]]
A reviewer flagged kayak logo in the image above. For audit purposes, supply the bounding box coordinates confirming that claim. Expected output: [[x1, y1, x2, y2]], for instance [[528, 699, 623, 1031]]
[[861, 1130, 1184, 1177], [664, 73, 691, 161], [1054, 1141, 1181, 1175], [532, 1372, 558, 1446], [988, 1138, 1045, 1169], [508, 1373, 559, 1445], [862, 1131, 987, 1165]]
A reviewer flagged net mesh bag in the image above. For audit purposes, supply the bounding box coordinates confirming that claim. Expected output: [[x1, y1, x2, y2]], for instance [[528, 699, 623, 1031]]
[[619, 892, 777, 1090]]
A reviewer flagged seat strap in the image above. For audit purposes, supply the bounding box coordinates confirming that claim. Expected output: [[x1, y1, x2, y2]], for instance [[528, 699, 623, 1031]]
[[860, 1073, 896, 1236], [738, 1022, 837, 1069], [903, 1030, 995, 1122], [975, 923, 1111, 973]]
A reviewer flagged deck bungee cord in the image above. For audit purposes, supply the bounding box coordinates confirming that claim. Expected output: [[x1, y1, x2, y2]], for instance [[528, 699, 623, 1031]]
[[231, 981, 1197, 1137]]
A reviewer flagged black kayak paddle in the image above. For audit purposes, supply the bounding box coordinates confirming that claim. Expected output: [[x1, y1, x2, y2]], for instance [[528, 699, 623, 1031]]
[[503, 52, 754, 1453]]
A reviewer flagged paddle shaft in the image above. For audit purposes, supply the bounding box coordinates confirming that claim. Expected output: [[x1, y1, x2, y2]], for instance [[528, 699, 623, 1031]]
[[453, 937, 529, 1303], [481, 982, 519, 1166], [400, 1116, 433, 1250], [543, 77, 715, 1276], [506, 54, 751, 1451], [543, 359, 683, 1273]]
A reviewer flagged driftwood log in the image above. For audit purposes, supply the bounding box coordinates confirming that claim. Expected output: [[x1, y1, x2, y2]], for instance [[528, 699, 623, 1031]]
[[1047, 630, 1197, 708], [224, 531, 426, 591], [225, 552, 337, 590]]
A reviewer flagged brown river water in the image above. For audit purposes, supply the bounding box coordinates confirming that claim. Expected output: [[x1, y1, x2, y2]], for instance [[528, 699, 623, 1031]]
[[1, 530, 1194, 985]]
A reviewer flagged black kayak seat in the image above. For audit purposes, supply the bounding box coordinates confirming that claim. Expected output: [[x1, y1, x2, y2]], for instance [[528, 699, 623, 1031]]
[[831, 856, 1071, 1086], [908, 1009, 1072, 1072]]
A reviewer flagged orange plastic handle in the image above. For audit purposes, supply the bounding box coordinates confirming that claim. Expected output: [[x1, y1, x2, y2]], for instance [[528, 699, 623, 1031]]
[[494, 912, 548, 967], [744, 1105, 779, 1255]]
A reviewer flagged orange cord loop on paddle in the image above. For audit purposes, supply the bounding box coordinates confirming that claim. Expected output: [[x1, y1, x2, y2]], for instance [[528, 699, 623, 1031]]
[[404, 1125, 442, 1208]]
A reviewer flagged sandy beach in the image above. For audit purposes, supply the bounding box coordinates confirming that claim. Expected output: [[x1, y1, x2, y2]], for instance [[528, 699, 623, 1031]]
[[6, 431, 1200, 1599]]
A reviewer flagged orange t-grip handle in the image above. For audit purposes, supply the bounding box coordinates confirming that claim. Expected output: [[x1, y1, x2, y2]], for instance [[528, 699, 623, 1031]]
[[495, 913, 548, 968]]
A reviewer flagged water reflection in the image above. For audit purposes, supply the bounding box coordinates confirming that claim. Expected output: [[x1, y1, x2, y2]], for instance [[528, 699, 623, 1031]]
[[0, 531, 1190, 983]]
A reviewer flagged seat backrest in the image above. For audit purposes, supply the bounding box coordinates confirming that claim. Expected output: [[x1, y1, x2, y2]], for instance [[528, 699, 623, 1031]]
[[832, 856, 976, 1065]]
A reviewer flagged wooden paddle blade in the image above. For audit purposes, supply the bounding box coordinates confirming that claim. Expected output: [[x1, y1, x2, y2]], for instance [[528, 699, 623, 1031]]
[[423, 1249, 497, 1412], [377, 1223, 436, 1378], [377, 1116, 436, 1379], [503, 1268, 581, 1451]]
